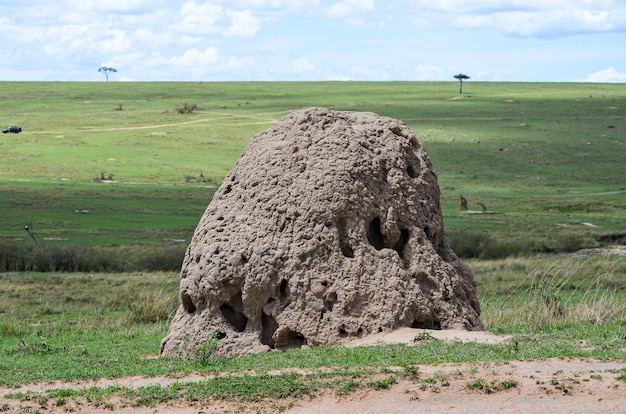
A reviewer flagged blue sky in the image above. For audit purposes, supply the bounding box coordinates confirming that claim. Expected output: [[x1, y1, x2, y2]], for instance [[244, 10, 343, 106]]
[[1, 0, 625, 82]]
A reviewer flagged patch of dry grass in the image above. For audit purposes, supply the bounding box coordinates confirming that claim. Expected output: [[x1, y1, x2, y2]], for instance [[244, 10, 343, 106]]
[[473, 255, 626, 331]]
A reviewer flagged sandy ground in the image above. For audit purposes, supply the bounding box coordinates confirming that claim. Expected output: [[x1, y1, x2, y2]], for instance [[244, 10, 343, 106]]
[[2, 329, 624, 413]]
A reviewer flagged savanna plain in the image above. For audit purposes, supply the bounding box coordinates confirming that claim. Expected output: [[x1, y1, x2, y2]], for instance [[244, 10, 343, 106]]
[[0, 81, 624, 413]]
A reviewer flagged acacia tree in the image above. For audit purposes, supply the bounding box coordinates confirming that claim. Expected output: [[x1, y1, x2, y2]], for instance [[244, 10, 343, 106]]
[[98, 66, 117, 82], [453, 73, 470, 94]]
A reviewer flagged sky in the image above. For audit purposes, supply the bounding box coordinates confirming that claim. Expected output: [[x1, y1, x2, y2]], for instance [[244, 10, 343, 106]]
[[1, 0, 625, 82]]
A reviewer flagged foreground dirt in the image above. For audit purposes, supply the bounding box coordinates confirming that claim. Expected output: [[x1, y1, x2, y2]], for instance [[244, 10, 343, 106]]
[[289, 359, 626, 414], [2, 330, 624, 413]]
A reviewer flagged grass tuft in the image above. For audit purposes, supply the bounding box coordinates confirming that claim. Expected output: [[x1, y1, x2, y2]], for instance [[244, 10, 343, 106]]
[[466, 378, 518, 393], [368, 376, 397, 390], [124, 289, 177, 324]]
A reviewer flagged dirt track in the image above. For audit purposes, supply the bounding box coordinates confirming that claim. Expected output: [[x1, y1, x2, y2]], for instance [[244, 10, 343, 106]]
[[288, 359, 626, 414], [2, 358, 624, 414], [2, 330, 624, 413]]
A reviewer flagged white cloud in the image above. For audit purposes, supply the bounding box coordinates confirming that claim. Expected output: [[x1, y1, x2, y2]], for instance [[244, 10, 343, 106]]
[[177, 2, 262, 37], [289, 57, 315, 73], [406, 0, 626, 38], [129, 28, 177, 48], [582, 67, 626, 83], [67, 0, 163, 13], [42, 25, 93, 57], [99, 30, 133, 54], [224, 9, 262, 36], [211, 0, 320, 10], [455, 9, 620, 37], [325, 0, 375, 19], [406, 0, 617, 14], [413, 65, 448, 81], [180, 1, 224, 29], [178, 47, 220, 67]]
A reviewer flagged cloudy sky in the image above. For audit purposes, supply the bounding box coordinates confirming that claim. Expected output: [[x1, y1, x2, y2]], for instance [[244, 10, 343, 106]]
[[1, 0, 625, 82]]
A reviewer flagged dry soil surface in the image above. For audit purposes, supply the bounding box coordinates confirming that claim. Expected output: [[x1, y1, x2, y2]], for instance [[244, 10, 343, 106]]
[[2, 329, 624, 413]]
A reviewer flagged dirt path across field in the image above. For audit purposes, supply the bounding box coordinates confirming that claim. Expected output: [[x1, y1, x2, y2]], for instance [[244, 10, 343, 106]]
[[26, 110, 288, 135], [2, 330, 624, 413]]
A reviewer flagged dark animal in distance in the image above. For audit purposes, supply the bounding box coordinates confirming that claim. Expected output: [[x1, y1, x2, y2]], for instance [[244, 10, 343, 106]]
[[460, 195, 468, 210]]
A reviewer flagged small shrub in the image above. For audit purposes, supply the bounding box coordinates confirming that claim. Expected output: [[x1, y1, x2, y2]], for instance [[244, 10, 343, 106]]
[[29, 244, 51, 271], [403, 365, 420, 379], [448, 230, 490, 258], [448, 230, 525, 259], [177, 102, 198, 114], [556, 234, 587, 253], [368, 376, 396, 390], [193, 333, 221, 365], [498, 379, 518, 390], [335, 379, 361, 395], [413, 331, 434, 342], [534, 234, 595, 254], [184, 172, 218, 185], [479, 240, 525, 259], [0, 240, 30, 271], [80, 247, 119, 272], [140, 246, 186, 271], [467, 378, 518, 393]]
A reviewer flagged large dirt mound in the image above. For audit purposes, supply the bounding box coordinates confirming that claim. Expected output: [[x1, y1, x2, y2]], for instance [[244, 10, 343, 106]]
[[161, 107, 483, 356]]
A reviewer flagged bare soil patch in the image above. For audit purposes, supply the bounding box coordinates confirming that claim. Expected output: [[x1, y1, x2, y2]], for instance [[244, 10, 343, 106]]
[[345, 327, 511, 346], [289, 358, 626, 414]]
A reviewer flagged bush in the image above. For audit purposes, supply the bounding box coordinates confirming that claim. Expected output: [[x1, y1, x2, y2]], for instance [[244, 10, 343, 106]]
[[140, 245, 186, 272], [554, 234, 588, 253], [0, 241, 185, 273], [447, 230, 490, 258], [80, 247, 120, 272], [447, 230, 525, 259], [532, 234, 596, 254], [176, 102, 198, 114], [0, 240, 29, 271], [479, 240, 525, 260]]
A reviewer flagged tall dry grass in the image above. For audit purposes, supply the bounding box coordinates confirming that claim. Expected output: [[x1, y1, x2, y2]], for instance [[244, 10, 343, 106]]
[[473, 254, 626, 331]]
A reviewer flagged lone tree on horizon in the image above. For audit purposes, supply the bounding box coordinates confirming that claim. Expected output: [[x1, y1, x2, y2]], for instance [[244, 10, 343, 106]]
[[453, 73, 470, 94], [98, 66, 117, 82]]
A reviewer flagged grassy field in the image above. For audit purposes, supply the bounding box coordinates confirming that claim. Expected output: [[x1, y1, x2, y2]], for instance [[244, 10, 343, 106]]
[[0, 81, 624, 250], [0, 82, 624, 409], [0, 254, 624, 408]]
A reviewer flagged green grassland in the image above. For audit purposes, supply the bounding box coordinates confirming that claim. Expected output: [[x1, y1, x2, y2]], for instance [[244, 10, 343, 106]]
[[0, 81, 624, 409], [0, 255, 624, 407], [1, 81, 624, 249]]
